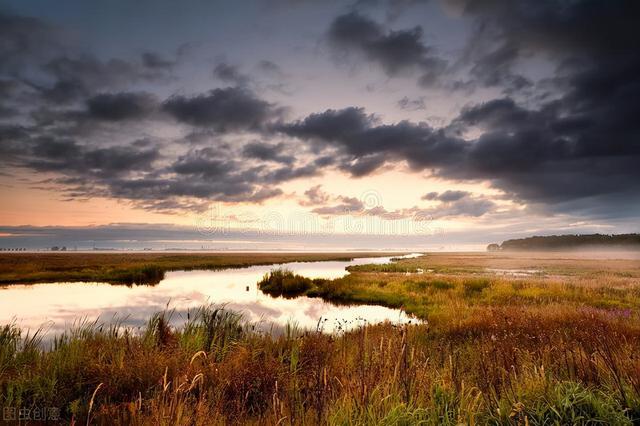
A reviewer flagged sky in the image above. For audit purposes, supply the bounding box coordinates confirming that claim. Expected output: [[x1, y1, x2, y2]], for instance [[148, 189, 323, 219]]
[[0, 0, 638, 250]]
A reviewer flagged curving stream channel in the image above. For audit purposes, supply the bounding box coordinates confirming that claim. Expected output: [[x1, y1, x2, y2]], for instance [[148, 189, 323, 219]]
[[0, 254, 421, 337]]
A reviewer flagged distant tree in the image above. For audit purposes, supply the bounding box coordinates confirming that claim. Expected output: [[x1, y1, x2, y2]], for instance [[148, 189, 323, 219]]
[[499, 234, 640, 251], [486, 243, 501, 251]]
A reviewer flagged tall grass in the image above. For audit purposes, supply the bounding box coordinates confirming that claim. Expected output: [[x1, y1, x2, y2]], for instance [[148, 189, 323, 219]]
[[258, 268, 316, 297], [2, 252, 640, 423], [1, 304, 639, 424]]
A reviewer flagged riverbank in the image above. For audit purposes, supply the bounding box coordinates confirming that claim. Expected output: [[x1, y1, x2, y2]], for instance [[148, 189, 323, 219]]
[[2, 302, 639, 424], [2, 251, 640, 423], [259, 252, 640, 319], [0, 252, 403, 285]]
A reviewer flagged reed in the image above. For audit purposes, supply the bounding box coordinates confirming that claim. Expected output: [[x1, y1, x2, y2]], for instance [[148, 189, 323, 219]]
[[1, 302, 639, 424], [258, 268, 315, 297], [2, 252, 640, 424]]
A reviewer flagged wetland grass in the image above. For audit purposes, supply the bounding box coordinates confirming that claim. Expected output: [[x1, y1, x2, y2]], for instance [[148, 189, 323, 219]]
[[2, 252, 640, 424], [1, 303, 640, 424]]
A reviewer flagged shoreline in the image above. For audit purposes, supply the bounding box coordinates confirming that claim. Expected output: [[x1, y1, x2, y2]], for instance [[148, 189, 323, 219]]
[[0, 251, 406, 285]]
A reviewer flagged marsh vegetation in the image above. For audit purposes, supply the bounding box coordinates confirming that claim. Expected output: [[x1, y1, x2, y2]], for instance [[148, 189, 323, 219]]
[[1, 252, 640, 424], [0, 252, 398, 285]]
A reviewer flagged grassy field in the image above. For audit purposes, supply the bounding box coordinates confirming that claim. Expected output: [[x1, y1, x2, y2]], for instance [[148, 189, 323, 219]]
[[0, 252, 401, 285], [2, 251, 640, 424]]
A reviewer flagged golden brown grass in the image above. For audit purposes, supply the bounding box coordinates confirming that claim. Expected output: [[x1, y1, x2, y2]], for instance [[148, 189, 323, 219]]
[[1, 251, 640, 424], [2, 305, 639, 424], [0, 252, 402, 285]]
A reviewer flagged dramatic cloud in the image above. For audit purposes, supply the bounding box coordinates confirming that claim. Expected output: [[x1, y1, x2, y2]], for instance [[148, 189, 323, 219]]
[[282, 87, 640, 216], [163, 87, 282, 131], [1, 0, 639, 232], [242, 142, 294, 164], [0, 10, 174, 109], [86, 92, 158, 121], [279, 107, 466, 172], [25, 137, 160, 177], [451, 0, 640, 94], [327, 12, 446, 87]]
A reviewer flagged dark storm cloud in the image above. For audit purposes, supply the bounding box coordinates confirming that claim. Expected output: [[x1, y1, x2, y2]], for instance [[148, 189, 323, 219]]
[[2, 1, 639, 222], [281, 84, 640, 216], [163, 87, 282, 131], [280, 107, 466, 170], [263, 163, 319, 183], [279, 107, 375, 144], [0, 79, 17, 96], [449, 0, 639, 58], [43, 55, 169, 98], [26, 137, 160, 176], [449, 0, 640, 94], [0, 125, 29, 155], [0, 106, 18, 118], [338, 154, 386, 177], [0, 11, 298, 211], [55, 145, 288, 209], [466, 44, 532, 94], [449, 95, 640, 205], [1, 11, 175, 108], [172, 148, 236, 178], [86, 92, 158, 121], [275, 0, 640, 217], [39, 79, 87, 104], [327, 12, 446, 87], [242, 142, 295, 164], [143, 146, 315, 205]]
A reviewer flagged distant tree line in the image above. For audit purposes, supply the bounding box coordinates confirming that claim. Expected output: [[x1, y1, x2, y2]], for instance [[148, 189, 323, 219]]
[[488, 234, 640, 251]]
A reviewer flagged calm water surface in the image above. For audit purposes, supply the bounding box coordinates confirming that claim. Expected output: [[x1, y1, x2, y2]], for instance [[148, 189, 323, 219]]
[[0, 254, 421, 336]]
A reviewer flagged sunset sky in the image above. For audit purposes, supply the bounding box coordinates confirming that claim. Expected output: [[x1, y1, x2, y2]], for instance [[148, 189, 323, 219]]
[[1, 0, 638, 250]]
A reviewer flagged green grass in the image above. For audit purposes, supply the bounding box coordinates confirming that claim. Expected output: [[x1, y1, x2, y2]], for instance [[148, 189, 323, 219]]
[[0, 252, 403, 285], [2, 252, 640, 423], [1, 305, 640, 424], [258, 268, 316, 297]]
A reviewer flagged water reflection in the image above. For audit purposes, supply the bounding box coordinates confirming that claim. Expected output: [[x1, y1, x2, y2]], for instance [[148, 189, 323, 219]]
[[0, 254, 421, 336]]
